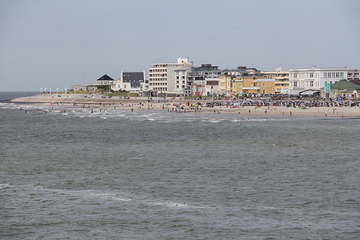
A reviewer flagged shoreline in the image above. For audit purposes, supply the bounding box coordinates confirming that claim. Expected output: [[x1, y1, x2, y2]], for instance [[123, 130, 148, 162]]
[[10, 94, 360, 118]]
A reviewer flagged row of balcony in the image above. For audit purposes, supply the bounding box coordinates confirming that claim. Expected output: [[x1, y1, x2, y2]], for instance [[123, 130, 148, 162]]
[[149, 83, 167, 86], [148, 79, 166, 82], [149, 69, 167, 72]]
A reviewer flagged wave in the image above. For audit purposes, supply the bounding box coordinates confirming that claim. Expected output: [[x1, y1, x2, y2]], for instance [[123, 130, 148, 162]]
[[33, 187, 210, 209]]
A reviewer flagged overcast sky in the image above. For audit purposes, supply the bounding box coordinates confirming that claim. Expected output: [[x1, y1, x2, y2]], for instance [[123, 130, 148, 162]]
[[1, 0, 359, 92]]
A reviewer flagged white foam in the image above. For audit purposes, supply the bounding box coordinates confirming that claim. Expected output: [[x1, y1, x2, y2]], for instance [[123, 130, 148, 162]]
[[0, 183, 10, 189], [35, 187, 210, 209]]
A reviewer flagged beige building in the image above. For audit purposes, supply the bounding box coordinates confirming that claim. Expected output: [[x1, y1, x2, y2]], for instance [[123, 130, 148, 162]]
[[263, 67, 289, 94]]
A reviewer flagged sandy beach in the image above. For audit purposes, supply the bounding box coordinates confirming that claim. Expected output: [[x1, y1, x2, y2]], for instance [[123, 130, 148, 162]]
[[11, 94, 360, 118]]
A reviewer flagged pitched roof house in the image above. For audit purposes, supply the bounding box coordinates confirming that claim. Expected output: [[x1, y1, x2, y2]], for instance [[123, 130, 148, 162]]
[[96, 74, 115, 85], [329, 79, 360, 99]]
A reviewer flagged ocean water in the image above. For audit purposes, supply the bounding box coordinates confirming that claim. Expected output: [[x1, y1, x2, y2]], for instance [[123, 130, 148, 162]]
[[0, 93, 359, 239], [0, 92, 38, 102]]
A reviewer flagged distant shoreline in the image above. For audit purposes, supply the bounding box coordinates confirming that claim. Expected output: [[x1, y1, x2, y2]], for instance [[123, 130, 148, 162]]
[[10, 94, 360, 118]]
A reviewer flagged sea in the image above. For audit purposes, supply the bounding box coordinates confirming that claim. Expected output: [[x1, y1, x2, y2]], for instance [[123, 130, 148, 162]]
[[0, 92, 359, 239]]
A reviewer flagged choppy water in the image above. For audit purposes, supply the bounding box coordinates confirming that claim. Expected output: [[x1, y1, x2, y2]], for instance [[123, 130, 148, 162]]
[[1, 93, 359, 239]]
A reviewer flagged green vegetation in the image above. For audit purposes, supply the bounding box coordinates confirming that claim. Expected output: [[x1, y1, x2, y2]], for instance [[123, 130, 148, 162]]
[[71, 90, 89, 94], [94, 85, 113, 93], [108, 92, 138, 97]]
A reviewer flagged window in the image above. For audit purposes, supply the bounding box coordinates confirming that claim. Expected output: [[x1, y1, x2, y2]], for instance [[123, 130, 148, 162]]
[[294, 73, 297, 78], [332, 72, 335, 77], [294, 81, 297, 87], [324, 72, 327, 77], [263, 90, 265, 94], [238, 82, 242, 87], [262, 82, 266, 87], [310, 73, 313, 78], [328, 73, 331, 77], [340, 72, 344, 77], [310, 81, 313, 87], [336, 72, 339, 77]]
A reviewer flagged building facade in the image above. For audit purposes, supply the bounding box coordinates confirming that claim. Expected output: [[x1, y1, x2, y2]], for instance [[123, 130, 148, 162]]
[[288, 67, 348, 97], [96, 74, 115, 85], [174, 67, 192, 95], [191, 77, 219, 96], [347, 69, 359, 82], [112, 71, 146, 93], [219, 75, 240, 96], [148, 57, 193, 94], [263, 67, 289, 94]]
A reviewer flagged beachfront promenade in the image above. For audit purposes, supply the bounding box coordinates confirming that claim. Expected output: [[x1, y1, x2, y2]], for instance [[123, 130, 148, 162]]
[[11, 94, 360, 118]]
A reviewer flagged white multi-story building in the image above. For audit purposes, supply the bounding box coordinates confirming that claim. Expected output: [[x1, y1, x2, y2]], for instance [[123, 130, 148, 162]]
[[288, 67, 347, 97], [148, 57, 193, 94], [174, 67, 192, 95], [347, 69, 359, 82]]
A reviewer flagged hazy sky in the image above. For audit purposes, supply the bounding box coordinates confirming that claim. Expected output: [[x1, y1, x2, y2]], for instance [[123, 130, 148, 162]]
[[1, 0, 359, 92]]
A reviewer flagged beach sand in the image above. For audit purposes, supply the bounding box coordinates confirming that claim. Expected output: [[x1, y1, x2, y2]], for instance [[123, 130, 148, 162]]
[[11, 94, 360, 118]]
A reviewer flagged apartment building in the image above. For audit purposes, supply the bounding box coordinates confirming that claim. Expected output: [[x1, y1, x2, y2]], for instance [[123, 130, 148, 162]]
[[174, 67, 192, 95], [218, 67, 259, 96], [187, 64, 221, 96], [263, 67, 289, 94], [219, 75, 240, 96], [241, 70, 275, 96], [148, 57, 193, 94], [347, 69, 359, 81]]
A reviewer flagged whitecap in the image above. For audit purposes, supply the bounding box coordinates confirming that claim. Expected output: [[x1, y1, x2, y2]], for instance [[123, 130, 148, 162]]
[[0, 183, 10, 189]]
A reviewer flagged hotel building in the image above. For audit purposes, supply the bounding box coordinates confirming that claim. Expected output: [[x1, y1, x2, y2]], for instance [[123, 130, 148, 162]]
[[288, 67, 348, 97], [148, 57, 193, 94]]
